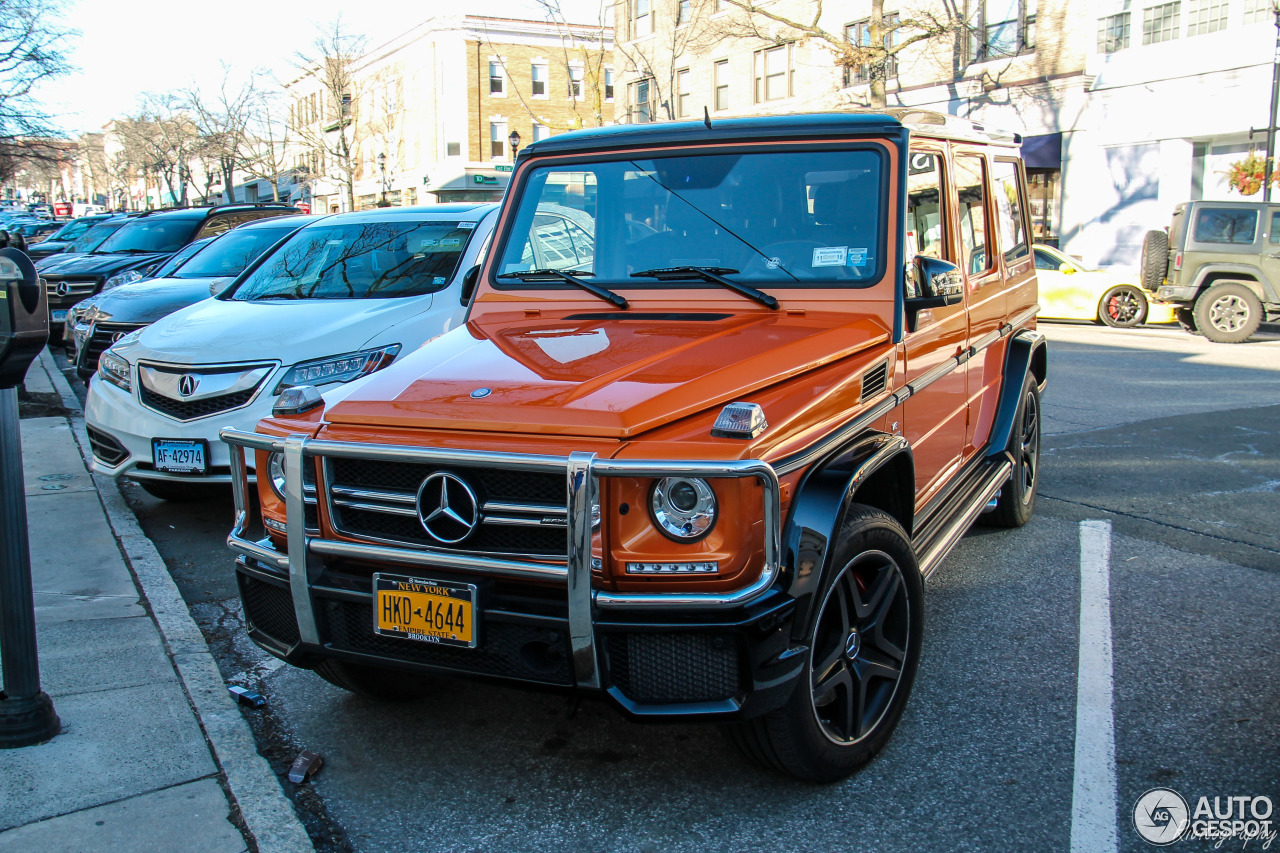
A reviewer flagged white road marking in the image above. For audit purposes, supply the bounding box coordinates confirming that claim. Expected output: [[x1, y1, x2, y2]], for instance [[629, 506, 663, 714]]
[[1071, 519, 1119, 853]]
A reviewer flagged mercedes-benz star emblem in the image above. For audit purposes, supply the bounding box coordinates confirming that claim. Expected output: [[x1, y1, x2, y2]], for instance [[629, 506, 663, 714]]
[[470, 388, 492, 398], [56, 281, 71, 296], [111, 331, 127, 343], [178, 374, 199, 397], [416, 472, 481, 544]]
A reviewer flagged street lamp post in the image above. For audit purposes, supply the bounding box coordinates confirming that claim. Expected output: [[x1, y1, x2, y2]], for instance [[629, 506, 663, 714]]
[[508, 130, 522, 161], [1266, 3, 1280, 202], [377, 152, 389, 207]]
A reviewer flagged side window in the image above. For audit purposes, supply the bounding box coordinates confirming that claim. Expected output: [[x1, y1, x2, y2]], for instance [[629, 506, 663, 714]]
[[1034, 248, 1059, 270], [955, 154, 991, 276], [197, 212, 264, 240], [906, 151, 947, 261], [1192, 208, 1257, 245], [992, 159, 1030, 263], [1271, 211, 1280, 244]]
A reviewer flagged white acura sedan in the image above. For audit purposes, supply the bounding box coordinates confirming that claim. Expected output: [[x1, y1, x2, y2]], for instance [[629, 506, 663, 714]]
[[85, 203, 499, 500]]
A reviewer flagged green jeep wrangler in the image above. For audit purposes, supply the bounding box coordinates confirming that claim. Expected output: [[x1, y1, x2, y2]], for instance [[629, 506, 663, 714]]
[[1139, 200, 1280, 343]]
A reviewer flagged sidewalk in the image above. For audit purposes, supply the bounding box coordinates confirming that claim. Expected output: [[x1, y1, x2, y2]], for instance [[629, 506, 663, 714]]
[[0, 349, 314, 852]]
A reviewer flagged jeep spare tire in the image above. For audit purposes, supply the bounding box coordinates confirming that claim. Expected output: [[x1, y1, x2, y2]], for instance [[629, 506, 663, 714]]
[[1139, 230, 1168, 292]]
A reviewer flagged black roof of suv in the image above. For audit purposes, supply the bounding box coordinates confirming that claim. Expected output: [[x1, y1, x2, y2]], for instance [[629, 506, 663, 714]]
[[40, 203, 301, 322]]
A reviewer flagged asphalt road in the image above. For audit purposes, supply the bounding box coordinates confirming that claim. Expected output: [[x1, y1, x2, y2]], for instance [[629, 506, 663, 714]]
[[59, 321, 1280, 852]]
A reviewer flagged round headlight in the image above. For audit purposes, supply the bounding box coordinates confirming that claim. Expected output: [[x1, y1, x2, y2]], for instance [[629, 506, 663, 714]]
[[650, 477, 717, 541], [267, 452, 287, 501]]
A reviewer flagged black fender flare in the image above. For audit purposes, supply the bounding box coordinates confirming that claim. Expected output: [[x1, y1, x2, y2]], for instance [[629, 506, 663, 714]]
[[782, 432, 914, 643], [986, 329, 1047, 460]]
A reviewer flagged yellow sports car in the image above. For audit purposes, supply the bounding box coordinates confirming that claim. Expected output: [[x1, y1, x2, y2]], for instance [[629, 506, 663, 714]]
[[1034, 244, 1176, 327]]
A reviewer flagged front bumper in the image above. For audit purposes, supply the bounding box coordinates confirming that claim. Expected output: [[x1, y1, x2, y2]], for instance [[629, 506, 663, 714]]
[[85, 374, 272, 484], [221, 429, 801, 720]]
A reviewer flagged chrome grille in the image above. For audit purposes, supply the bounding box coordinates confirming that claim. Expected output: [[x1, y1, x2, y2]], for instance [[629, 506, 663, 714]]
[[80, 321, 145, 374], [325, 457, 569, 558]]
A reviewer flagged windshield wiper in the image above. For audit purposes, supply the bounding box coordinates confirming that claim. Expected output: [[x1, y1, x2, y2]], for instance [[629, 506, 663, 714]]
[[497, 268, 629, 310], [630, 266, 778, 310]]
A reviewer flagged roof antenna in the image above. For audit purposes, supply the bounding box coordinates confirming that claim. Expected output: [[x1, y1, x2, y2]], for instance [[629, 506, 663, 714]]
[[703, 106, 712, 130]]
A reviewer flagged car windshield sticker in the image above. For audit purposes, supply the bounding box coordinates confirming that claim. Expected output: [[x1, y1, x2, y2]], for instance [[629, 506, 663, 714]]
[[459, 222, 477, 229], [812, 246, 848, 267], [847, 248, 869, 267]]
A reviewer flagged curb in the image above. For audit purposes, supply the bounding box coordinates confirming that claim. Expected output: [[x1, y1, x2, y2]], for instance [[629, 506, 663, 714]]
[[36, 349, 315, 853]]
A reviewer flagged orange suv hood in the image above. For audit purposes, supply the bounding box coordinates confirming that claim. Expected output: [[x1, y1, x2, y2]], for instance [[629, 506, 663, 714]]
[[323, 311, 889, 438]]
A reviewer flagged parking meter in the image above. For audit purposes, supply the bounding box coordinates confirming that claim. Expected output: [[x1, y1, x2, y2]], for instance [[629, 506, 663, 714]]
[[0, 247, 48, 389], [0, 244, 59, 746]]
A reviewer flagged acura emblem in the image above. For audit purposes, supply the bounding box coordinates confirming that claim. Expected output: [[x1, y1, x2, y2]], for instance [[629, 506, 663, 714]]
[[56, 281, 71, 296], [416, 472, 481, 544], [178, 374, 199, 397]]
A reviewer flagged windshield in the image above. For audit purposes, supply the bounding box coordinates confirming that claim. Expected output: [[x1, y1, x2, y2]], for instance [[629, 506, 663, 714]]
[[495, 148, 885, 288], [229, 220, 473, 301], [151, 238, 212, 278], [96, 216, 200, 254], [173, 225, 297, 279], [53, 218, 100, 241], [69, 220, 127, 253]]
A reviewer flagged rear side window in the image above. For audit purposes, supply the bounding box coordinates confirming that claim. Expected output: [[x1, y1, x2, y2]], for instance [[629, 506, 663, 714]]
[[955, 154, 991, 276], [197, 211, 284, 240], [992, 159, 1029, 263], [1193, 208, 1257, 244], [1270, 211, 1280, 245]]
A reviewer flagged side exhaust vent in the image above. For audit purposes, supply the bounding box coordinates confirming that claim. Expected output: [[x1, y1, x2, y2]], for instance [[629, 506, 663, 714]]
[[861, 359, 889, 401]]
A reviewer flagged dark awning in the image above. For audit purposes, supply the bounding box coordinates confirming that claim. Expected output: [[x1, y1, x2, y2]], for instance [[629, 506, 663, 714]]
[[1021, 132, 1063, 169]]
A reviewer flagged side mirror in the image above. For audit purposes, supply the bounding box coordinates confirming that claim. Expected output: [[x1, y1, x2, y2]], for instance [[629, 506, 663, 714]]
[[1058, 263, 1075, 275], [0, 248, 49, 388], [459, 264, 481, 307], [11, 232, 26, 252], [905, 256, 963, 332]]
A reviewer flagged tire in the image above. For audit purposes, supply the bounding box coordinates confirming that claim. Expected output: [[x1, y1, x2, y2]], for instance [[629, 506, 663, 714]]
[[1139, 230, 1168, 292], [986, 372, 1041, 529], [136, 479, 223, 502], [313, 659, 435, 702], [1097, 284, 1148, 328], [724, 506, 923, 782], [1175, 307, 1198, 334], [1194, 282, 1263, 343]]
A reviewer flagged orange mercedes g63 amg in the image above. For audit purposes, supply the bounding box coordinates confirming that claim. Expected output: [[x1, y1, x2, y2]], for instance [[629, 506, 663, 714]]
[[223, 110, 1046, 782]]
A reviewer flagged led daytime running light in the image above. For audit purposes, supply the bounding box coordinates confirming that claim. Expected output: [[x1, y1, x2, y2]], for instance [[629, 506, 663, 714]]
[[625, 561, 719, 575]]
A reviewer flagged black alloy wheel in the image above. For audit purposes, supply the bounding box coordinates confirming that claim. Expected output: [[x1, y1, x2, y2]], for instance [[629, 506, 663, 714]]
[[724, 506, 923, 782], [1098, 284, 1148, 328], [808, 549, 911, 746], [986, 372, 1040, 528]]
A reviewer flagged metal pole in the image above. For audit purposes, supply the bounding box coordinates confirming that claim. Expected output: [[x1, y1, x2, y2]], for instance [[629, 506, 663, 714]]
[[1265, 5, 1280, 202], [0, 385, 60, 747]]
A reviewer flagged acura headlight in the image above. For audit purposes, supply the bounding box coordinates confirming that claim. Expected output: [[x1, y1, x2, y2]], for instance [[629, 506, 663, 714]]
[[103, 268, 144, 291], [650, 477, 717, 541], [97, 350, 132, 392], [275, 345, 402, 393]]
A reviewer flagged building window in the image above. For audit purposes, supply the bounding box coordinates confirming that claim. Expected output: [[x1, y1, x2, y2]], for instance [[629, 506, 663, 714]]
[[533, 123, 550, 142], [447, 142, 461, 157], [568, 65, 584, 99], [1097, 11, 1131, 52], [605, 68, 615, 101], [713, 59, 729, 110], [677, 0, 690, 24], [1143, 2, 1180, 43], [1244, 0, 1273, 23], [633, 0, 652, 37], [490, 122, 507, 159], [844, 15, 901, 85], [489, 61, 505, 96], [532, 63, 548, 97], [1186, 0, 1226, 34], [632, 78, 653, 123], [675, 69, 691, 117], [753, 44, 794, 103], [969, 0, 1036, 61]]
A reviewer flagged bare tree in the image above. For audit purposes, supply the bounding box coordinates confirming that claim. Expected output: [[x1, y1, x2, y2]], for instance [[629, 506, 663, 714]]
[[75, 132, 106, 203], [240, 87, 295, 202], [290, 17, 371, 212], [184, 71, 256, 204], [0, 0, 74, 154], [115, 93, 200, 207], [615, 0, 714, 122], [705, 0, 965, 109]]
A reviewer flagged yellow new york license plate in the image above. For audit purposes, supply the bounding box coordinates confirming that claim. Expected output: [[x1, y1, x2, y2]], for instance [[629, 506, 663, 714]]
[[372, 573, 476, 648]]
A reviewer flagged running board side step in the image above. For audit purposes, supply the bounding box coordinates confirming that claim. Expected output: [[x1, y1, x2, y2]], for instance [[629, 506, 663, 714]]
[[915, 453, 1014, 579]]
